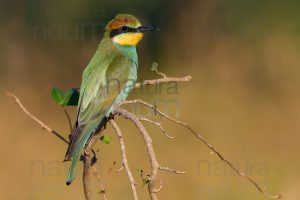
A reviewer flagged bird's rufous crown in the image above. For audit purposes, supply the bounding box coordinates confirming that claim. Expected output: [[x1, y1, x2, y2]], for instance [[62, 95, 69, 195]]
[[105, 14, 141, 32]]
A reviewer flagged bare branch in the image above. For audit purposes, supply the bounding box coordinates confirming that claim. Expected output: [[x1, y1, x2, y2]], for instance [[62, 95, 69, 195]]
[[6, 92, 69, 144], [6, 92, 108, 200], [120, 99, 282, 199], [159, 166, 186, 174], [153, 179, 163, 193], [109, 119, 139, 200], [114, 166, 124, 173], [83, 129, 104, 200], [83, 151, 93, 200], [139, 117, 175, 139], [135, 75, 192, 88], [91, 166, 108, 200], [102, 161, 117, 193], [62, 106, 73, 133], [113, 107, 159, 200]]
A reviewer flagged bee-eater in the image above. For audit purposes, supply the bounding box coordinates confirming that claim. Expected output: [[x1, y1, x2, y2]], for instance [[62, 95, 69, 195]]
[[65, 14, 158, 185]]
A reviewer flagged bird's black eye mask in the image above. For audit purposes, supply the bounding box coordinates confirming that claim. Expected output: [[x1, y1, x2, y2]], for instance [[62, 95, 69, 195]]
[[110, 25, 159, 38], [110, 26, 137, 38]]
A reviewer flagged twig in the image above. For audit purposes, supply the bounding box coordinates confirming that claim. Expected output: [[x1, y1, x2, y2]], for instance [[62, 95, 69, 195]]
[[6, 92, 108, 200], [83, 151, 93, 200], [113, 107, 159, 200], [139, 117, 175, 139], [91, 166, 108, 200], [120, 99, 282, 199], [135, 75, 192, 88], [159, 166, 186, 174], [153, 179, 163, 193], [109, 119, 138, 200], [62, 106, 73, 133], [83, 129, 104, 200], [155, 70, 167, 79], [98, 161, 117, 198], [115, 166, 124, 173], [6, 92, 68, 144]]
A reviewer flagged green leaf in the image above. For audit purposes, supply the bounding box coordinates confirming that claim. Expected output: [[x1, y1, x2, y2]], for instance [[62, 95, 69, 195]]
[[66, 88, 79, 106], [100, 135, 112, 144], [142, 176, 150, 187], [150, 62, 159, 72], [137, 169, 150, 187], [51, 87, 79, 106], [51, 87, 66, 105]]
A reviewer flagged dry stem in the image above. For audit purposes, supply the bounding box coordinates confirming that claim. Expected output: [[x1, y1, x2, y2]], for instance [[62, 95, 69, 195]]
[[6, 92, 108, 200], [139, 117, 175, 139], [159, 166, 186, 174], [83, 130, 104, 200], [6, 92, 68, 144], [113, 107, 159, 200], [120, 99, 282, 199], [109, 119, 138, 200], [135, 75, 191, 88], [7, 71, 282, 200]]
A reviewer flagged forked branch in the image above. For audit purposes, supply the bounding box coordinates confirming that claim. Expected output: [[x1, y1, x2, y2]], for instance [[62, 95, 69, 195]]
[[112, 107, 159, 200], [6, 92, 107, 200], [135, 73, 191, 88], [120, 99, 282, 199], [7, 71, 282, 200]]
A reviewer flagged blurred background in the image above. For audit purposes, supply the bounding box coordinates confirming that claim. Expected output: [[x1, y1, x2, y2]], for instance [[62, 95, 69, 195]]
[[1, 0, 300, 199]]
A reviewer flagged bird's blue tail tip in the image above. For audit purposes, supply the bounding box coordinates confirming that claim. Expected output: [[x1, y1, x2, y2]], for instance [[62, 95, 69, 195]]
[[66, 180, 72, 186]]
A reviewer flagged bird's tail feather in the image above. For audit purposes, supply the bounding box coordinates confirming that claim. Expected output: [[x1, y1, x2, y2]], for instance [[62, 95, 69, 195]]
[[65, 118, 106, 185], [66, 148, 81, 185], [64, 123, 83, 161]]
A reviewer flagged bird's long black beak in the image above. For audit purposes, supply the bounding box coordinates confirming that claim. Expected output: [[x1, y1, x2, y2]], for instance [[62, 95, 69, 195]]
[[137, 25, 160, 32]]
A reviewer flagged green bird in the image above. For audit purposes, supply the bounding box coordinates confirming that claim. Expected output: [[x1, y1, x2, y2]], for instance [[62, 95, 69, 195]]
[[65, 14, 158, 185]]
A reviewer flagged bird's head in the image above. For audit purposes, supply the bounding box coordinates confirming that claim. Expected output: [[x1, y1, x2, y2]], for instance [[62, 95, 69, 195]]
[[105, 14, 159, 47]]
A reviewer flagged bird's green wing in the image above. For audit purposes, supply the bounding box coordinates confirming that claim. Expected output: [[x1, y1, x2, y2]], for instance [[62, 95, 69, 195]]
[[67, 53, 135, 158]]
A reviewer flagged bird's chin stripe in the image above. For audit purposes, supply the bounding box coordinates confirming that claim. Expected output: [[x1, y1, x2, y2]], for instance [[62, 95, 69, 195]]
[[113, 33, 143, 46]]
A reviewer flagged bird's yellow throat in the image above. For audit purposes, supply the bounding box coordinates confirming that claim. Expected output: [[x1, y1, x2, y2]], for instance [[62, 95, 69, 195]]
[[113, 33, 143, 46]]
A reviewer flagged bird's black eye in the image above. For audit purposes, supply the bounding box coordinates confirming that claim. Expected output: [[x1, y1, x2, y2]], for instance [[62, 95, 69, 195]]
[[122, 26, 128, 32]]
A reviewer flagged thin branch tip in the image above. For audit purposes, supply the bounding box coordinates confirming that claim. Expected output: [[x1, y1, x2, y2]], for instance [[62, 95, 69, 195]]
[[153, 179, 163, 193], [139, 117, 175, 139], [159, 166, 186, 174]]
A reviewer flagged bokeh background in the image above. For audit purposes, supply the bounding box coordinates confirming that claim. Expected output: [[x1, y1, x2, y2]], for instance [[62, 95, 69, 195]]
[[1, 0, 300, 199]]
